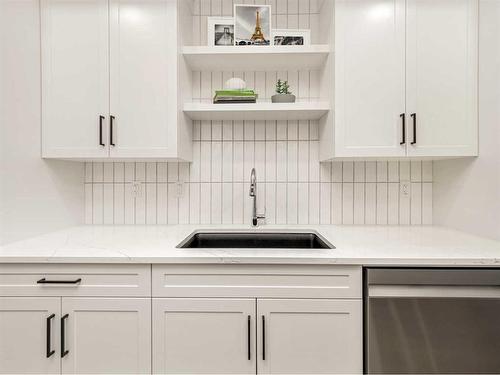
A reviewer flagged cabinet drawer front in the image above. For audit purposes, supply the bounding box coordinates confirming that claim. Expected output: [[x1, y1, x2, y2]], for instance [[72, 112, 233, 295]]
[[153, 265, 361, 298], [0, 264, 151, 297]]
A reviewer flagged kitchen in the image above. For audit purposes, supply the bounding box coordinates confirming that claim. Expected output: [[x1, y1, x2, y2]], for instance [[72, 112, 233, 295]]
[[1, 0, 500, 374]]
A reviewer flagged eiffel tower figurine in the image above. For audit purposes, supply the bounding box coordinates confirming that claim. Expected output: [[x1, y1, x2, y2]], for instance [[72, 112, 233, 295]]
[[251, 11, 266, 43]]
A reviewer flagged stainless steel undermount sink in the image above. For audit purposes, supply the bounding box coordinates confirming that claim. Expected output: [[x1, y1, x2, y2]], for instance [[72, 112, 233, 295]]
[[177, 231, 335, 249]]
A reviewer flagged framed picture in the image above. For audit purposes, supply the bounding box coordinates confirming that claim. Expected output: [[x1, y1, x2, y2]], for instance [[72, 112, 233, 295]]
[[208, 17, 234, 46], [234, 4, 271, 46], [272, 29, 311, 46]]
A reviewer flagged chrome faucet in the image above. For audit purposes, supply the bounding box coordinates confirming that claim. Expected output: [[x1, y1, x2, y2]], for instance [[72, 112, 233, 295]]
[[249, 168, 265, 226]]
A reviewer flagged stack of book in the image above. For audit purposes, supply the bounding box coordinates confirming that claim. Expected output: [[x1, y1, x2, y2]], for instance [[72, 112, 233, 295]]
[[213, 90, 258, 104]]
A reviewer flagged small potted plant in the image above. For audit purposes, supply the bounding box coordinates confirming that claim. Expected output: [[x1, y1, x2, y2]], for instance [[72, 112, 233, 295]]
[[271, 79, 296, 103]]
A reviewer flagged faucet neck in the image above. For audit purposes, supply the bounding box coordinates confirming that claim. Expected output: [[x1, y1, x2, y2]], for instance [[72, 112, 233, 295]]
[[249, 168, 257, 196]]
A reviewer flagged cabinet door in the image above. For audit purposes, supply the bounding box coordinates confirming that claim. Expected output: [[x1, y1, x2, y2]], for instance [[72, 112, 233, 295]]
[[257, 299, 362, 374], [41, 0, 109, 158], [0, 297, 60, 374], [61, 298, 151, 374], [109, 0, 177, 158], [335, 0, 406, 157], [406, 0, 478, 157], [153, 298, 256, 374]]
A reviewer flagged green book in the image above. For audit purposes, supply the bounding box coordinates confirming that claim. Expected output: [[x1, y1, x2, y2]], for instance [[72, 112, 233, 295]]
[[215, 90, 257, 97], [214, 97, 257, 102]]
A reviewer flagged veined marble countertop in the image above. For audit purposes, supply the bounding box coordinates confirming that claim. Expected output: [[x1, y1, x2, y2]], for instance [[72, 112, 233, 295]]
[[1, 225, 500, 266]]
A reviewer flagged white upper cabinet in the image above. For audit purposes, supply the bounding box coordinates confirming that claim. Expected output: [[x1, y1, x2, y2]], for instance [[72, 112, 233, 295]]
[[41, 0, 109, 158], [109, 0, 177, 158], [41, 0, 190, 160], [335, 0, 407, 158], [406, 0, 478, 157], [333, 0, 478, 159]]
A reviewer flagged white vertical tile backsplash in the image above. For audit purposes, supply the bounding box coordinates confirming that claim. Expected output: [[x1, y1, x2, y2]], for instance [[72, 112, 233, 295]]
[[84, 120, 432, 226], [342, 182, 354, 225], [365, 183, 377, 225], [331, 183, 342, 224], [353, 183, 365, 225]]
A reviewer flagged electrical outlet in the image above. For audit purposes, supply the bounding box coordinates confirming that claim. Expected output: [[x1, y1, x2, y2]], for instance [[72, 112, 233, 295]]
[[400, 181, 410, 198], [176, 182, 184, 198], [131, 181, 143, 198]]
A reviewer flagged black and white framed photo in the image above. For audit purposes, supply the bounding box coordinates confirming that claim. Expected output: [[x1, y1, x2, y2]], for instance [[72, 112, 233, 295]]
[[208, 17, 235, 46], [234, 4, 271, 46], [272, 29, 311, 46]]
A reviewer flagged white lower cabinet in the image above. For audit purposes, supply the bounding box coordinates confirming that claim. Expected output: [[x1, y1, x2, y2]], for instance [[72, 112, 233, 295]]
[[1, 265, 363, 374], [61, 298, 151, 374], [257, 299, 363, 374], [0, 264, 151, 374], [0, 297, 151, 375], [153, 298, 256, 374], [0, 297, 60, 374], [152, 298, 362, 375], [150, 264, 363, 375]]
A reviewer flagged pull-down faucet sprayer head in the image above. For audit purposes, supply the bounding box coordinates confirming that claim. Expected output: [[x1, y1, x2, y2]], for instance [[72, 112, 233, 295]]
[[249, 168, 265, 226], [249, 168, 257, 196]]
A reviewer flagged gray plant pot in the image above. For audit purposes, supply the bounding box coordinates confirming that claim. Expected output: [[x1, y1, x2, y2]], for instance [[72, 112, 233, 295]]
[[271, 94, 296, 103]]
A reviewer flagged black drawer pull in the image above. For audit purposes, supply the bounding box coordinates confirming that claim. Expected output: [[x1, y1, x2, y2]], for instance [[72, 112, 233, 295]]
[[262, 315, 266, 361], [61, 314, 69, 358], [37, 278, 82, 285], [400, 113, 406, 145], [247, 315, 251, 360], [411, 113, 417, 145], [110, 115, 116, 146], [99, 115, 105, 146], [46, 314, 55, 358]]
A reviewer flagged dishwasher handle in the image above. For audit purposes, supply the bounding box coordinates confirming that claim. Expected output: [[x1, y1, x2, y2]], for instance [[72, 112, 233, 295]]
[[368, 285, 500, 299], [366, 268, 500, 287]]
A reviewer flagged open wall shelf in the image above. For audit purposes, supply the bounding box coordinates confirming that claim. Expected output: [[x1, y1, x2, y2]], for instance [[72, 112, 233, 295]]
[[183, 45, 330, 71], [180, 0, 335, 154], [183, 102, 330, 121]]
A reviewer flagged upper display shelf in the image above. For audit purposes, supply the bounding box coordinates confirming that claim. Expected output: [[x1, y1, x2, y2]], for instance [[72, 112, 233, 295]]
[[182, 45, 331, 71]]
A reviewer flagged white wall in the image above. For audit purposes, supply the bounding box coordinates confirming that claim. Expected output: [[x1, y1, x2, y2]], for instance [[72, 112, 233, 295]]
[[0, 0, 84, 245], [433, 0, 500, 241]]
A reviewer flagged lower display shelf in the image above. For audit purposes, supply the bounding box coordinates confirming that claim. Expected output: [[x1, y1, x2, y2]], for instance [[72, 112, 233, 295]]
[[183, 101, 330, 121]]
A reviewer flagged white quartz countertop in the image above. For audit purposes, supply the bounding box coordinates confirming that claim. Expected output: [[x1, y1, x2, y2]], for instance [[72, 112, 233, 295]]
[[1, 225, 500, 266]]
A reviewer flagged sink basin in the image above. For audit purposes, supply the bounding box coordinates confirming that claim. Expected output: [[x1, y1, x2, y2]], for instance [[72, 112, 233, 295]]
[[177, 231, 334, 249]]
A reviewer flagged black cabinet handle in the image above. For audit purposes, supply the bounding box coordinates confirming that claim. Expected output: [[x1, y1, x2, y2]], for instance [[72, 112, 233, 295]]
[[46, 314, 55, 358], [247, 315, 251, 361], [262, 315, 266, 361], [99, 116, 105, 146], [110, 115, 116, 146], [411, 113, 417, 145], [400, 113, 406, 145], [61, 314, 69, 358], [37, 278, 82, 285]]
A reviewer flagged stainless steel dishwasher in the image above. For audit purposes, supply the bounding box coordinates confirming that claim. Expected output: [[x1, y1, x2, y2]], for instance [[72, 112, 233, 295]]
[[365, 268, 500, 374]]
